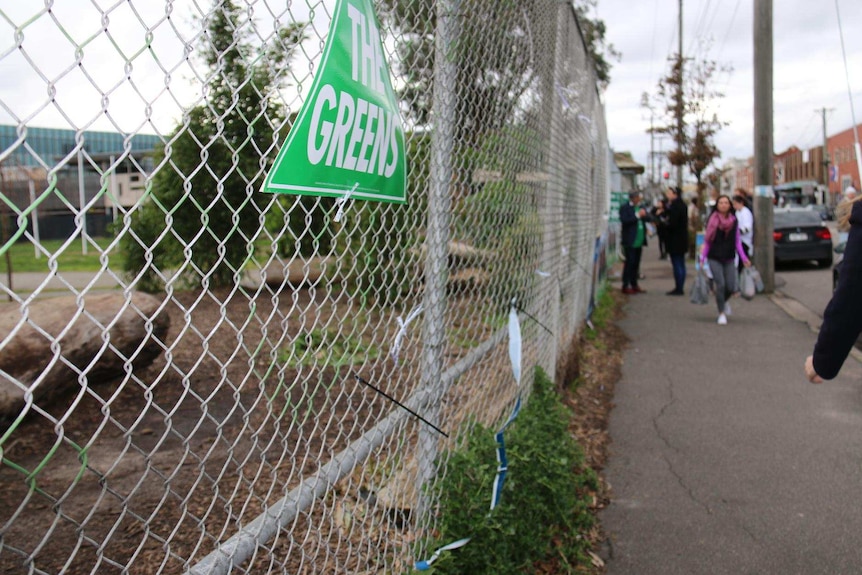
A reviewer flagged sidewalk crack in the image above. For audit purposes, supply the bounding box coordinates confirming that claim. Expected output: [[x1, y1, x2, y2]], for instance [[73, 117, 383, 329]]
[[653, 375, 712, 515]]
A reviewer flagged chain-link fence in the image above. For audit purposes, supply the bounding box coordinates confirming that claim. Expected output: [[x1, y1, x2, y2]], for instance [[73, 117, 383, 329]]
[[0, 0, 611, 573]]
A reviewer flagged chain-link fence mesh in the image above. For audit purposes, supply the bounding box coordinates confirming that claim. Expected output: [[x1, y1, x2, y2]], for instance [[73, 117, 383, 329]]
[[0, 0, 611, 573]]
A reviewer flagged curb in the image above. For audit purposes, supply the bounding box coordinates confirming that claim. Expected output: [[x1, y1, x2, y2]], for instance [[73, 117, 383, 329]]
[[770, 290, 862, 365]]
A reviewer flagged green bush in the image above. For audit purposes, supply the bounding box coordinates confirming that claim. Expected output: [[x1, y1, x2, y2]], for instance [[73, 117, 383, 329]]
[[421, 367, 598, 574], [117, 4, 306, 292]]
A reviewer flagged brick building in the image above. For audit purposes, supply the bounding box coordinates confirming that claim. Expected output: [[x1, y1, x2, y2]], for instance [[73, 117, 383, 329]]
[[722, 122, 861, 206], [827, 124, 861, 196]]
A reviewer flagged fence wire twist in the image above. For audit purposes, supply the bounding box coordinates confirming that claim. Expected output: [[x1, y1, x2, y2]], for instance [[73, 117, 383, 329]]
[[0, 1, 611, 573]]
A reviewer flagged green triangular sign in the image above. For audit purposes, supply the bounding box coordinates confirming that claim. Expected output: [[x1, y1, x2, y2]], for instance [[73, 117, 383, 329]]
[[263, 0, 407, 203]]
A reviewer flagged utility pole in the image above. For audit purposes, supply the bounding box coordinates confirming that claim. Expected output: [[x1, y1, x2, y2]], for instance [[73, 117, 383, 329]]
[[818, 107, 833, 204], [650, 109, 656, 185], [676, 0, 684, 189], [753, 0, 774, 292]]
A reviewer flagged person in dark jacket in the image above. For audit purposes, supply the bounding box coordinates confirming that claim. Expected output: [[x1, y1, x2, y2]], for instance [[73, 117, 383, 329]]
[[663, 186, 690, 295], [805, 198, 862, 382], [651, 198, 669, 259], [619, 190, 648, 294]]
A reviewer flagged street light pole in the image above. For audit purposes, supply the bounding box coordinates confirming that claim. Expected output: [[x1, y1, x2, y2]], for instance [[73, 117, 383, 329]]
[[676, 0, 684, 189]]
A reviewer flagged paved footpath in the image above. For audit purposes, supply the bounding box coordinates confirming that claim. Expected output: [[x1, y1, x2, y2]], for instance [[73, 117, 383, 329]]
[[601, 242, 862, 575]]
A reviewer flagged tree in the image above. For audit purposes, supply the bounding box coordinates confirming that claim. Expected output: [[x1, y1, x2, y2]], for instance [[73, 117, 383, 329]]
[[572, 0, 621, 90], [381, 0, 539, 141], [382, 0, 617, 130], [651, 54, 729, 198], [120, 2, 305, 291]]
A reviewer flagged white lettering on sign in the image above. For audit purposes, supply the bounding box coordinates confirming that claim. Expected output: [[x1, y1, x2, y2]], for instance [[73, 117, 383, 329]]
[[346, 3, 386, 95], [307, 84, 398, 177], [308, 84, 337, 165]]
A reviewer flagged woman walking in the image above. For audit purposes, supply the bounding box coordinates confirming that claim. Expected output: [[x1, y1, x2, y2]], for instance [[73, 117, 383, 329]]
[[700, 195, 751, 325]]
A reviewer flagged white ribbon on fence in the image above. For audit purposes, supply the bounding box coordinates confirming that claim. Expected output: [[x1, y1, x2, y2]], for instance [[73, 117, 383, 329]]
[[415, 303, 523, 570]]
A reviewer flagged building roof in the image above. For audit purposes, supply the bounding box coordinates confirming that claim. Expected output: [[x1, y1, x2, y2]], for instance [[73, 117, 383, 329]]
[[613, 151, 645, 174]]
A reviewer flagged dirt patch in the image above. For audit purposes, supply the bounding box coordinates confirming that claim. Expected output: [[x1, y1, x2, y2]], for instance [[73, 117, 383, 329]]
[[559, 289, 628, 573], [0, 285, 518, 574], [0, 283, 627, 574]]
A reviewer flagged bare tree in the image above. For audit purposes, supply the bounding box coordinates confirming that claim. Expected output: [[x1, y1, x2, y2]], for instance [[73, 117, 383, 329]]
[[651, 54, 729, 200]]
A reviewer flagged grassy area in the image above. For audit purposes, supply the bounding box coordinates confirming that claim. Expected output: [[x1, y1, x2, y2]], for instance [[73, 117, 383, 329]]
[[419, 366, 600, 574], [0, 237, 124, 273]]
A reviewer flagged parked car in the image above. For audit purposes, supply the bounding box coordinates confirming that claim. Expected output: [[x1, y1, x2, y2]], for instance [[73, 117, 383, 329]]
[[772, 208, 833, 267], [805, 203, 834, 221]]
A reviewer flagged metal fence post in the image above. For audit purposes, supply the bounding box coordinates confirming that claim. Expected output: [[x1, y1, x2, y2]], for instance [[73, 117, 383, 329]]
[[538, 5, 567, 378], [416, 0, 459, 529], [77, 147, 88, 254]]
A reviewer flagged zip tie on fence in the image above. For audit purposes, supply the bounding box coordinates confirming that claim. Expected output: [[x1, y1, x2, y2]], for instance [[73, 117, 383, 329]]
[[389, 304, 424, 363], [415, 305, 523, 570], [354, 375, 448, 438], [334, 182, 359, 223]]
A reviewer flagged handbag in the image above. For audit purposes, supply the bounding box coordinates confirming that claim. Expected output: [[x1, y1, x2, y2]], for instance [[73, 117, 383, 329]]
[[690, 269, 709, 305], [739, 267, 756, 300], [749, 266, 764, 293]]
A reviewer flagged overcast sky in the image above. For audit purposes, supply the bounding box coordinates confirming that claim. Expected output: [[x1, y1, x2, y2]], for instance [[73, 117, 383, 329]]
[[596, 0, 862, 180], [2, 0, 860, 185]]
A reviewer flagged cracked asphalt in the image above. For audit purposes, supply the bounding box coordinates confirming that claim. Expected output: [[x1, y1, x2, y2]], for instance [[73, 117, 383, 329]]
[[602, 242, 862, 574]]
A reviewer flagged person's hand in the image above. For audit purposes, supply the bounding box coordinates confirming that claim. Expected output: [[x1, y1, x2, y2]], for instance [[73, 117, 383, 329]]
[[743, 260, 752, 268], [637, 208, 646, 218], [805, 355, 823, 383]]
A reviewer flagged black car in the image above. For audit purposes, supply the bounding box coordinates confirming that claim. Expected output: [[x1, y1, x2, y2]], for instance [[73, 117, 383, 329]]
[[805, 203, 835, 221], [772, 208, 833, 267]]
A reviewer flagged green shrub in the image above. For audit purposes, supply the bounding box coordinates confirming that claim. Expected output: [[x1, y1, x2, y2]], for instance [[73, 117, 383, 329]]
[[421, 366, 598, 574]]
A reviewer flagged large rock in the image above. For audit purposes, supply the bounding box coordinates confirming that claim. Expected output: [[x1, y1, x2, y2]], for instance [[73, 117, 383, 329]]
[[0, 292, 170, 424], [241, 256, 332, 289]]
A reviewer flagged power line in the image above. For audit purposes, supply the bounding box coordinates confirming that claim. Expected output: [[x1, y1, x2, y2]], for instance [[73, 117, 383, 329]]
[[704, 0, 725, 39], [717, 0, 742, 61], [686, 0, 714, 57], [647, 0, 660, 84], [834, 0, 862, 182], [794, 111, 820, 150]]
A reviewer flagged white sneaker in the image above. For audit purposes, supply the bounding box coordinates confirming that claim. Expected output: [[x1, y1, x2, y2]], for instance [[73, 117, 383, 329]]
[[717, 313, 728, 325], [724, 302, 732, 316]]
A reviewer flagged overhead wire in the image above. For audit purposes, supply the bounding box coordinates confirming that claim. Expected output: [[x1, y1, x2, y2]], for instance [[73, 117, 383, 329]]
[[794, 112, 821, 152], [712, 0, 742, 95], [647, 0, 660, 86], [716, 0, 742, 61], [686, 0, 713, 58], [834, 0, 861, 172]]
